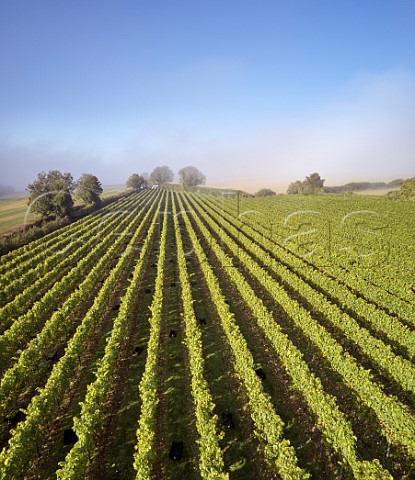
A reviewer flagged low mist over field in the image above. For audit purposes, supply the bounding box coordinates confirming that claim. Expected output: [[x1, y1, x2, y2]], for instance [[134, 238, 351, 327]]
[[1, 2, 414, 191]]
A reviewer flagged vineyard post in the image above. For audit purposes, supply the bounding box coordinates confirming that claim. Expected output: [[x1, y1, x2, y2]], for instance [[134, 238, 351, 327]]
[[386, 429, 392, 458], [220, 190, 239, 267], [328, 219, 332, 265], [337, 448, 345, 480]]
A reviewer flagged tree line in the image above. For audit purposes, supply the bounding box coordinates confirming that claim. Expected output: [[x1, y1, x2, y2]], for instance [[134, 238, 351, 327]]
[[27, 165, 206, 219], [287, 172, 325, 195], [287, 173, 415, 197]]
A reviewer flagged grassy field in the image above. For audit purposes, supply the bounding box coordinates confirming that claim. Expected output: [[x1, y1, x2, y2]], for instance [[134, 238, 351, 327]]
[[0, 195, 39, 234], [0, 186, 126, 234], [354, 187, 399, 195], [100, 185, 127, 198]]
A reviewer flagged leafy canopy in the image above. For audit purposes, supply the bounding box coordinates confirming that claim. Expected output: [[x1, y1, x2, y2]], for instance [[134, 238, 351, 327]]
[[126, 173, 147, 190], [400, 178, 415, 199], [178, 166, 206, 189], [149, 166, 173, 185], [75, 173, 103, 204], [27, 170, 75, 219], [287, 172, 325, 195], [255, 188, 276, 197]]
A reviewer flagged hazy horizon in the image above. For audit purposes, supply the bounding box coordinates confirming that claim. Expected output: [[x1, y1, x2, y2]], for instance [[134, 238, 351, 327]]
[[1, 2, 414, 192]]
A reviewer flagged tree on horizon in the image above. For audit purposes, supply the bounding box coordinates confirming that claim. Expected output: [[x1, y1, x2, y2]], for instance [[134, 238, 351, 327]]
[[287, 172, 325, 194], [178, 166, 206, 189], [126, 173, 147, 190], [149, 166, 173, 185]]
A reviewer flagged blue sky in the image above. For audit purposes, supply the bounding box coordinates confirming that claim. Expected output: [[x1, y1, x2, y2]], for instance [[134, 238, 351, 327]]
[[1, 0, 414, 191]]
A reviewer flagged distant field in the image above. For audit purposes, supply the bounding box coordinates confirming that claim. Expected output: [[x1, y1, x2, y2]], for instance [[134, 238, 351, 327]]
[[100, 185, 126, 197], [354, 187, 399, 195], [0, 186, 126, 234], [0, 195, 39, 234]]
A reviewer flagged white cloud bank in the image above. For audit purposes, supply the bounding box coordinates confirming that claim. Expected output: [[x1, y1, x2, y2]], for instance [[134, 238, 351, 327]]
[[1, 69, 414, 192], [203, 69, 415, 190]]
